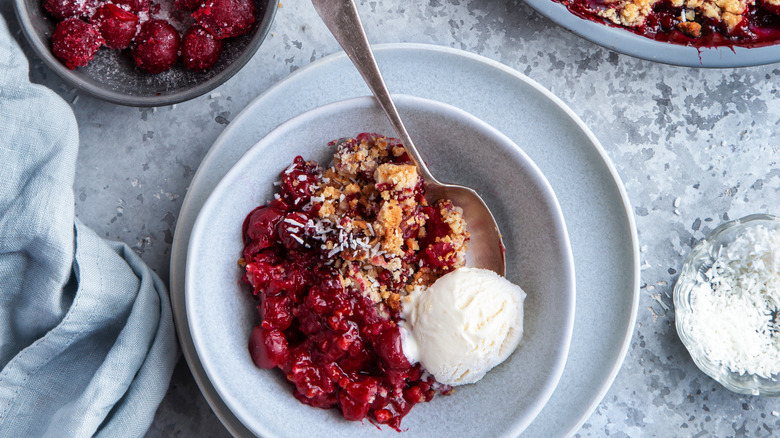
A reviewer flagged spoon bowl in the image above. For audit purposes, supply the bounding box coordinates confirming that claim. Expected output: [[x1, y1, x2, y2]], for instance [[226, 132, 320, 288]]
[[312, 0, 506, 275]]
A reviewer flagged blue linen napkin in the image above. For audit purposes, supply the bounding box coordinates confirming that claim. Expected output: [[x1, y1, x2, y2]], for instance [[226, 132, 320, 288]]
[[0, 11, 179, 438]]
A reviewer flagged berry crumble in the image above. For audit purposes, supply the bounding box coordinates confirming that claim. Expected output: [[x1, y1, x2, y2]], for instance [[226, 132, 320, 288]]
[[240, 133, 470, 429]]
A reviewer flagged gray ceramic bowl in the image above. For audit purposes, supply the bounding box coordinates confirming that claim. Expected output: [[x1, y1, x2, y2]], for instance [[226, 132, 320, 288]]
[[185, 95, 576, 437], [675, 214, 780, 395], [13, 0, 275, 106]]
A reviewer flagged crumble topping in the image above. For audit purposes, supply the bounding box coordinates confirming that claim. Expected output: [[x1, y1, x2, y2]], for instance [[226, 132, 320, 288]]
[[311, 134, 470, 312], [376, 200, 405, 255], [598, 0, 659, 27], [596, 0, 747, 32], [374, 163, 419, 193]]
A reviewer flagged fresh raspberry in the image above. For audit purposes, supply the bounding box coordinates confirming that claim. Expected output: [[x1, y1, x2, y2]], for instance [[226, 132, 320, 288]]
[[91, 4, 139, 50], [180, 25, 223, 71], [192, 0, 256, 40], [43, 0, 94, 20], [132, 19, 180, 74], [51, 18, 103, 70]]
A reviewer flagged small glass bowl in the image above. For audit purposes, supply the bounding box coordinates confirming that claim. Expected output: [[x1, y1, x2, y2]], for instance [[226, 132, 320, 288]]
[[674, 213, 780, 396]]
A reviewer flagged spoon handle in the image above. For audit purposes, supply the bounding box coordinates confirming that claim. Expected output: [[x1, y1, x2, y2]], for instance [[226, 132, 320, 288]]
[[311, 0, 437, 183]]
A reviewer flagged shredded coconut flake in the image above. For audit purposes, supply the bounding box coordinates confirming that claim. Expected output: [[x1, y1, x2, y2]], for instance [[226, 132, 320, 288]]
[[687, 224, 780, 378], [284, 218, 305, 227], [328, 247, 341, 259]]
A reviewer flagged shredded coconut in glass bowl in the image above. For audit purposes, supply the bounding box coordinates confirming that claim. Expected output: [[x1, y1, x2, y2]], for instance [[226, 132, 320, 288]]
[[675, 214, 780, 396], [688, 224, 780, 378]]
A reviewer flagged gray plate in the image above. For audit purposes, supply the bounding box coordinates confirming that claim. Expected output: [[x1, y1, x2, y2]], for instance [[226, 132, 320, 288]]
[[522, 0, 780, 68], [186, 95, 575, 438], [170, 43, 640, 437]]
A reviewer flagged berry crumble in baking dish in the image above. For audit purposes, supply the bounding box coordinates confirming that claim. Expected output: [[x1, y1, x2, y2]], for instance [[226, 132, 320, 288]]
[[554, 0, 780, 47]]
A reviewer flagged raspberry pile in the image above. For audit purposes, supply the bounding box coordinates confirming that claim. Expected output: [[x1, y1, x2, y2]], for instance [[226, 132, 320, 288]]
[[44, 0, 256, 73]]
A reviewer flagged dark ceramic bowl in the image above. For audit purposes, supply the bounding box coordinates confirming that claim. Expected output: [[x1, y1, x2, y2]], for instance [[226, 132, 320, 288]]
[[13, 0, 276, 106]]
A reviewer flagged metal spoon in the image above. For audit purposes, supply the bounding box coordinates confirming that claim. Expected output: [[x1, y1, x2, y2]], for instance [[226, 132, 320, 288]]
[[312, 0, 506, 276]]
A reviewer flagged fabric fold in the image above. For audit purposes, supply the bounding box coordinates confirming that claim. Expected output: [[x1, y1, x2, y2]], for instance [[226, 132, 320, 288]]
[[0, 8, 179, 438]]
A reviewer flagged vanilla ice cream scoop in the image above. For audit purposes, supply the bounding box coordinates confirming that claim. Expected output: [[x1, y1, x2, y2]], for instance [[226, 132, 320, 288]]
[[400, 267, 526, 386]]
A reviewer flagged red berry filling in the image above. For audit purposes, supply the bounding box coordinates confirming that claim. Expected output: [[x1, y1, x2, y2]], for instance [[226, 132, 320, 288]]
[[91, 4, 139, 49], [241, 134, 467, 429], [175, 0, 204, 11], [51, 18, 103, 70], [181, 25, 223, 71], [132, 19, 180, 74]]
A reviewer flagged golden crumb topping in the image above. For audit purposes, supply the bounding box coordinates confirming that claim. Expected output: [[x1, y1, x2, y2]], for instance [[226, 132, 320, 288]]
[[376, 200, 405, 256], [374, 163, 419, 192], [597, 0, 746, 32], [597, 0, 659, 27], [309, 134, 470, 312]]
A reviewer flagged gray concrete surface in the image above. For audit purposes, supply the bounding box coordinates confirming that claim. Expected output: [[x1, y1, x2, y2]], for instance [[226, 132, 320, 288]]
[[6, 0, 780, 436]]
